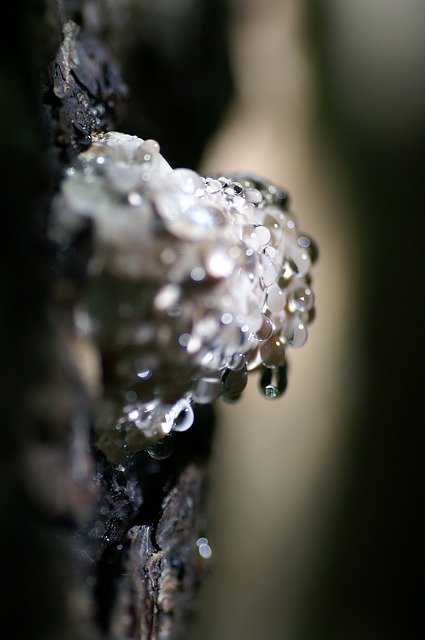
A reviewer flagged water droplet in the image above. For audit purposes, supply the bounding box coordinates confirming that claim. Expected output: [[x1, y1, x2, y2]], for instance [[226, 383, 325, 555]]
[[196, 537, 208, 546], [246, 225, 271, 250], [199, 543, 212, 559], [290, 285, 314, 312], [298, 234, 319, 263], [260, 337, 286, 368], [255, 314, 273, 341], [284, 247, 311, 278], [221, 365, 248, 401], [144, 139, 160, 153], [259, 365, 288, 398], [284, 317, 308, 349], [136, 368, 152, 380], [147, 435, 174, 460], [245, 188, 263, 204], [267, 284, 286, 313], [205, 179, 222, 194], [168, 399, 194, 432], [260, 254, 278, 287], [228, 353, 246, 371]]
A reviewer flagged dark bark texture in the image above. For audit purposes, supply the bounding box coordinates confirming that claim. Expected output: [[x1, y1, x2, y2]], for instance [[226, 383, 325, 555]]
[[1, 2, 232, 639]]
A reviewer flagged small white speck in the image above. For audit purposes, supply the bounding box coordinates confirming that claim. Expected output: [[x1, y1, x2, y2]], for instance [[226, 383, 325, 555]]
[[137, 368, 151, 379], [128, 192, 142, 206]]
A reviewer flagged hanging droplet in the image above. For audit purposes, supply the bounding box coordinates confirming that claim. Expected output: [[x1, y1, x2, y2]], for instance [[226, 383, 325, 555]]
[[260, 336, 286, 368], [284, 317, 308, 349], [228, 353, 247, 371], [255, 314, 273, 341], [259, 364, 288, 399], [147, 435, 174, 460], [221, 365, 248, 402], [246, 346, 263, 371]]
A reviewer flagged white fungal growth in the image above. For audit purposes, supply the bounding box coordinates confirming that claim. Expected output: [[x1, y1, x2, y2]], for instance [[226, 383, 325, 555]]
[[51, 132, 317, 462]]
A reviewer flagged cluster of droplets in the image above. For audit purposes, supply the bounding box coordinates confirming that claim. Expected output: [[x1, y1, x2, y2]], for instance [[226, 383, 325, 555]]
[[51, 132, 317, 463]]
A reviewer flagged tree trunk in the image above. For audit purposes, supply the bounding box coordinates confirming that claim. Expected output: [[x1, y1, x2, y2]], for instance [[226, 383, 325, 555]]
[[1, 2, 232, 639]]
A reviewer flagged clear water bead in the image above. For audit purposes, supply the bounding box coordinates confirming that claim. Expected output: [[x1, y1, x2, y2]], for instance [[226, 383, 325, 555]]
[[267, 284, 286, 313], [205, 179, 223, 194], [260, 254, 278, 288], [245, 188, 263, 204], [255, 314, 274, 341], [284, 317, 308, 349], [168, 399, 194, 432], [260, 337, 286, 368], [290, 285, 314, 312], [259, 365, 288, 399]]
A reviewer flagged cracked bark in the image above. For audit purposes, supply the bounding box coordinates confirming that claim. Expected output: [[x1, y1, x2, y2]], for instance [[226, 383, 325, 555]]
[[2, 2, 232, 639]]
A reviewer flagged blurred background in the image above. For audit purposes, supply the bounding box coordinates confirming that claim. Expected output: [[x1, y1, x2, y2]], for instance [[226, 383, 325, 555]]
[[189, 1, 424, 638]]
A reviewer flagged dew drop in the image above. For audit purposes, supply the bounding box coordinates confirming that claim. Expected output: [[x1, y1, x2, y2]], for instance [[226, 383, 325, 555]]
[[147, 435, 174, 460], [290, 286, 314, 312], [260, 337, 286, 368], [168, 400, 194, 432], [245, 188, 263, 204], [267, 284, 286, 313], [284, 317, 308, 349], [259, 364, 288, 398], [255, 314, 273, 341]]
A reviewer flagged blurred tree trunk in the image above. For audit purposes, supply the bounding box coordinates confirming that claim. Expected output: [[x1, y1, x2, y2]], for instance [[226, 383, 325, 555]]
[[0, 2, 232, 639], [297, 3, 425, 639]]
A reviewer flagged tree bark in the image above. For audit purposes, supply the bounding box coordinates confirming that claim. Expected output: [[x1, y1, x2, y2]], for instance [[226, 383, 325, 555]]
[[1, 2, 232, 639]]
